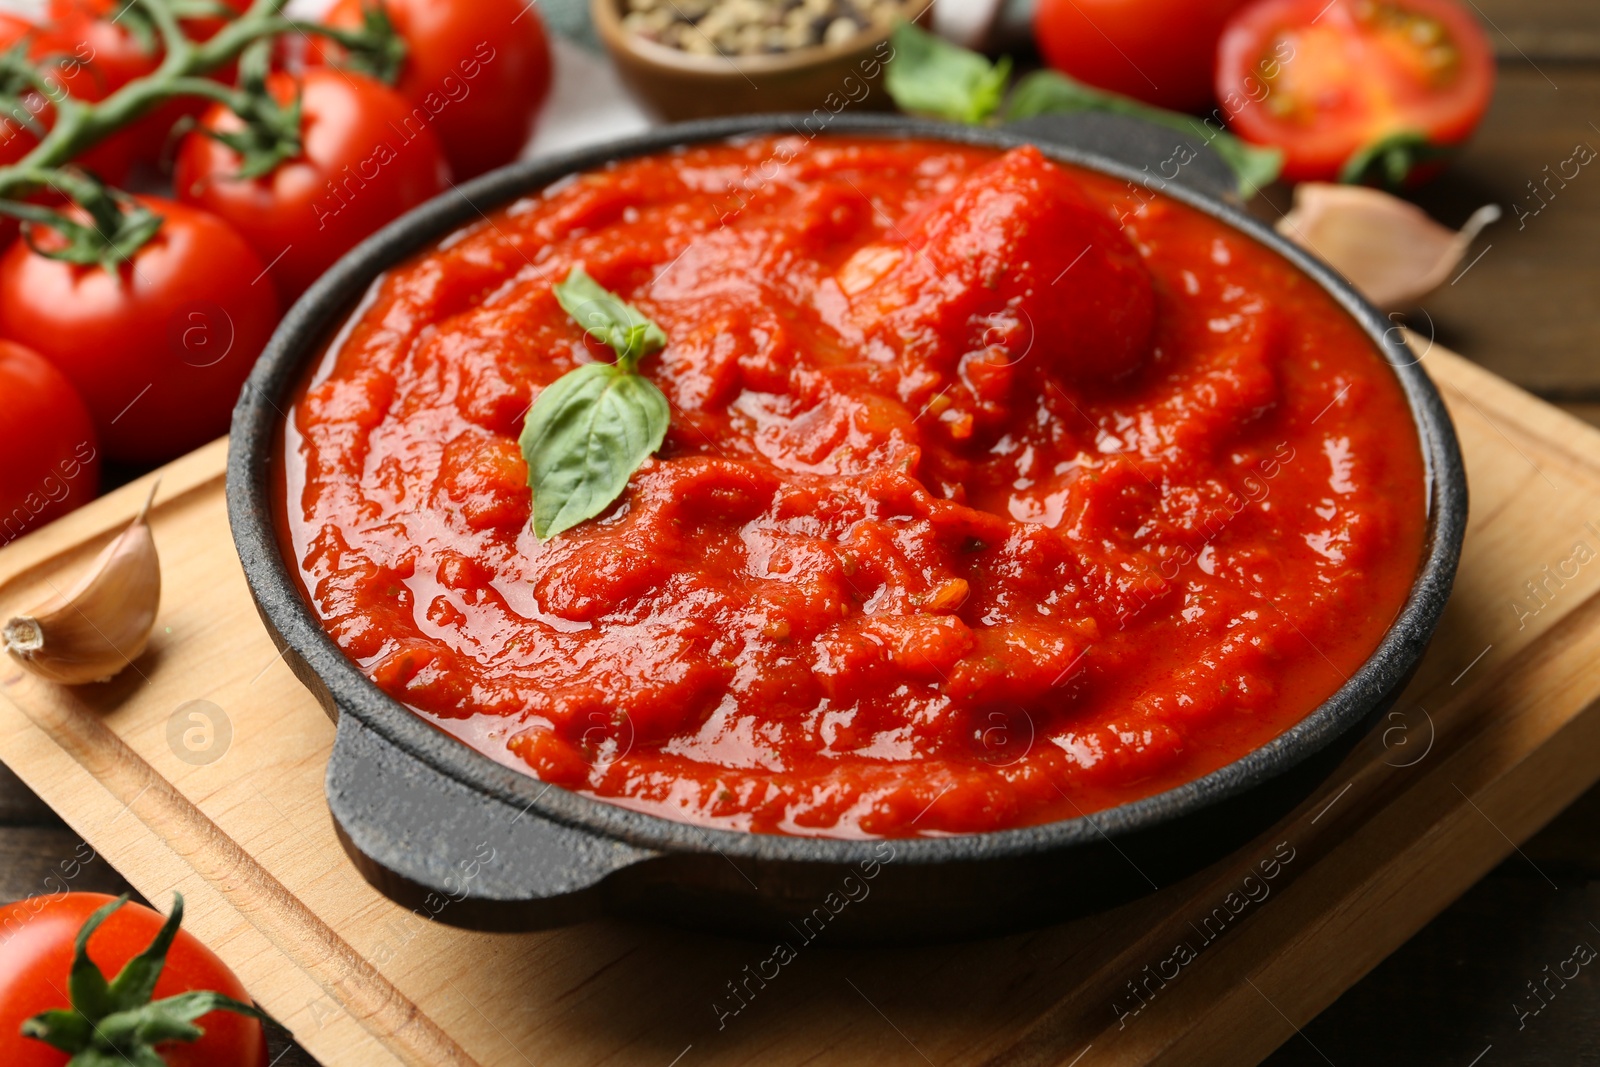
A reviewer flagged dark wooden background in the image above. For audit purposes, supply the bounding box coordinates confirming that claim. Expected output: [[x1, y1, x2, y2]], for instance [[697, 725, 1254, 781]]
[[4, 1, 1600, 1063]]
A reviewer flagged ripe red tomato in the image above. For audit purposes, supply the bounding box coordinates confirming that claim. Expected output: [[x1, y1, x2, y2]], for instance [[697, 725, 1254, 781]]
[[43, 0, 252, 171], [0, 197, 279, 465], [46, 0, 252, 76], [0, 12, 40, 249], [1033, 0, 1253, 112], [174, 68, 451, 302], [0, 18, 140, 185], [44, 1, 159, 90], [0, 11, 31, 52], [0, 894, 267, 1067], [0, 13, 38, 168], [37, 6, 159, 181], [0, 340, 99, 547], [1217, 0, 1495, 182], [316, 0, 553, 180]]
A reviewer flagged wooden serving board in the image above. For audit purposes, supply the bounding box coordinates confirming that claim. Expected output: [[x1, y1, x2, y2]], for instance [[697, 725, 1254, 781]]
[[4, 344, 1600, 1067]]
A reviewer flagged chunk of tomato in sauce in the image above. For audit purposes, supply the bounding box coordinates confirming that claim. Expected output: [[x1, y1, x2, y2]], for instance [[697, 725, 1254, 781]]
[[839, 144, 1155, 387]]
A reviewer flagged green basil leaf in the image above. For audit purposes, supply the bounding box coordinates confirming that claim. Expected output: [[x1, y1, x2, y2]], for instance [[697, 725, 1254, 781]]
[[1004, 68, 1113, 118], [554, 266, 667, 372], [1206, 132, 1287, 198], [520, 362, 670, 540], [885, 20, 1011, 125], [1005, 70, 1283, 198]]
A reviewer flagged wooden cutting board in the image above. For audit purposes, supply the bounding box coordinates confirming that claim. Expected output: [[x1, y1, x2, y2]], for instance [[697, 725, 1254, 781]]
[[4, 344, 1600, 1067]]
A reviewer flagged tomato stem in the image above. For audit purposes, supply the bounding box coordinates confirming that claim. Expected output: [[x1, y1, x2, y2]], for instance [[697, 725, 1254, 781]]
[[18, 893, 271, 1065], [1338, 129, 1454, 189]]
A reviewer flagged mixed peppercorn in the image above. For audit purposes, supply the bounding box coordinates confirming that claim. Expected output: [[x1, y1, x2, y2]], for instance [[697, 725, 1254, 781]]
[[622, 0, 903, 56]]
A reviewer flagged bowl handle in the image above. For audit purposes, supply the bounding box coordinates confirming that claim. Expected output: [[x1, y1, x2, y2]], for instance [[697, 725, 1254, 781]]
[[324, 712, 658, 931], [1003, 111, 1242, 202]]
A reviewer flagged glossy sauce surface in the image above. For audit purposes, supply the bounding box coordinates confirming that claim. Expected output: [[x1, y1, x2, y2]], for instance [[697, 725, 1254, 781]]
[[282, 136, 1427, 838]]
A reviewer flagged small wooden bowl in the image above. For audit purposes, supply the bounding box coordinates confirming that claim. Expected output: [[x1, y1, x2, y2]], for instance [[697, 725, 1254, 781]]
[[592, 0, 931, 121]]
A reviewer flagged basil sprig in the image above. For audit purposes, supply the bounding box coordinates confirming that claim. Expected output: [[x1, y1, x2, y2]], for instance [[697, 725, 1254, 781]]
[[519, 267, 671, 540], [883, 21, 1012, 126], [883, 21, 1283, 199], [1005, 70, 1284, 199]]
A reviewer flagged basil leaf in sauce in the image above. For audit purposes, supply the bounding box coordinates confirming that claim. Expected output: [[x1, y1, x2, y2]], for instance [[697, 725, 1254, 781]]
[[521, 269, 671, 540], [553, 266, 668, 373], [885, 20, 1012, 125]]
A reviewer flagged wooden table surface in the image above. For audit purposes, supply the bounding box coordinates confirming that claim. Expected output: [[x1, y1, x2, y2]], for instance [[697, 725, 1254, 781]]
[[4, 2, 1600, 1064]]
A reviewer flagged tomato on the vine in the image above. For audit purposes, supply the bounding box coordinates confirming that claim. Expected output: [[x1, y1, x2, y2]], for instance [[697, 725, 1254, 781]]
[[0, 13, 38, 169], [0, 196, 279, 465], [44, 1, 159, 91], [0, 340, 99, 546], [315, 0, 553, 180], [0, 14, 140, 185], [45, 0, 253, 79], [42, 0, 252, 171], [0, 11, 30, 52], [174, 68, 450, 301], [1217, 0, 1495, 183], [0, 894, 267, 1067], [1033, 0, 1253, 112], [0, 11, 40, 250]]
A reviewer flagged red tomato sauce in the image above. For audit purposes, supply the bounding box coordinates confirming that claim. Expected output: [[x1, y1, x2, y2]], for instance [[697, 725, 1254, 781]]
[[280, 135, 1427, 838]]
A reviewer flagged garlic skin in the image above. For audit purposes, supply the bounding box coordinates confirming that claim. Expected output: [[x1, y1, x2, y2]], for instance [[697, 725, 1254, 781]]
[[1276, 183, 1501, 309], [3, 483, 162, 685]]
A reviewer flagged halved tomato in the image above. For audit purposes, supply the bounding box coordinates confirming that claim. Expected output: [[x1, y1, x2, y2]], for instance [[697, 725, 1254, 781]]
[[1217, 0, 1495, 183]]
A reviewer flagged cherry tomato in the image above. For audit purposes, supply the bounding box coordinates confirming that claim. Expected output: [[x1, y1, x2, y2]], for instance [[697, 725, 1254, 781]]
[[0, 894, 267, 1067], [0, 18, 139, 186], [0, 11, 31, 52], [315, 0, 553, 180], [175, 68, 450, 302], [0, 197, 279, 465], [36, 7, 158, 180], [0, 12, 38, 168], [1033, 0, 1254, 112], [45, 0, 252, 77], [0, 13, 40, 248], [44, 1, 158, 91], [0, 19, 131, 247], [0, 340, 99, 547], [43, 0, 252, 170], [1217, 0, 1495, 182]]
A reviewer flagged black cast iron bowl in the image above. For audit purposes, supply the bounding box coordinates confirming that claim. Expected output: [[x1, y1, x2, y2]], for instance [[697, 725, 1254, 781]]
[[227, 112, 1467, 944]]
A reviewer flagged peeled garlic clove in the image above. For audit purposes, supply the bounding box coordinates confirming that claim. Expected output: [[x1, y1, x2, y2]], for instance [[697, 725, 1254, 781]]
[[3, 482, 162, 686], [1276, 183, 1500, 309]]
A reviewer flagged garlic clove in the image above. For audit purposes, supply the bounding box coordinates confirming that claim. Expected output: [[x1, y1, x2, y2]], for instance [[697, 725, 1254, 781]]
[[1276, 183, 1501, 309], [3, 481, 162, 686]]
